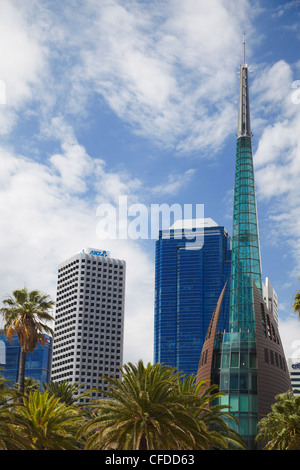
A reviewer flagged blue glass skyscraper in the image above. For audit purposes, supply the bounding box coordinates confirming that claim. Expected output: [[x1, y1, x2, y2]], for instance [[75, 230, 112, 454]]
[[0, 331, 52, 387], [154, 218, 231, 377]]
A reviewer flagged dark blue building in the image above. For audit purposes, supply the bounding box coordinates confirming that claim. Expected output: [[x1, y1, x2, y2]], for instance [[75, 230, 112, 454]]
[[0, 331, 52, 387], [154, 218, 231, 376]]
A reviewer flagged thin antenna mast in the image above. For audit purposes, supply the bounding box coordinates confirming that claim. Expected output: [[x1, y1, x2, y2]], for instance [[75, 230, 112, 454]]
[[243, 32, 246, 64]]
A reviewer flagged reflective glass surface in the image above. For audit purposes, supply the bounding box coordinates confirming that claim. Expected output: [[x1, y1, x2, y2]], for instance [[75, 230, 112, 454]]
[[229, 136, 262, 334], [154, 225, 231, 376], [216, 135, 262, 449], [0, 333, 52, 387]]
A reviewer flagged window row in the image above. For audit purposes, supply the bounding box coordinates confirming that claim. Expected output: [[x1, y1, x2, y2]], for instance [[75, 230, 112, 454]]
[[264, 348, 286, 372]]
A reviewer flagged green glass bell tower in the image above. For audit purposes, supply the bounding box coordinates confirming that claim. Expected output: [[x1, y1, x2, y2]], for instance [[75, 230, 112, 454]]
[[230, 34, 262, 333], [216, 35, 262, 448], [197, 35, 292, 450]]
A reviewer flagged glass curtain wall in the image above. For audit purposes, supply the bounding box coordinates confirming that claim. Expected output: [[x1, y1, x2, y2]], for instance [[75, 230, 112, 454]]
[[217, 135, 262, 449], [154, 225, 231, 377], [230, 135, 262, 334]]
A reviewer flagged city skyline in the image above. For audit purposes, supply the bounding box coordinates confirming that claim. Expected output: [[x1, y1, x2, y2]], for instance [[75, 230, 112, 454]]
[[0, 1, 300, 366]]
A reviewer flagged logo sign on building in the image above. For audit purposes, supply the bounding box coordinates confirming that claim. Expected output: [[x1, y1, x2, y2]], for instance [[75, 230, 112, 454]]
[[292, 362, 300, 370], [81, 248, 110, 258]]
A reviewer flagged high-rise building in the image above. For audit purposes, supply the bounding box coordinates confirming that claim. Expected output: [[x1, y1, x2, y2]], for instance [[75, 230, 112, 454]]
[[51, 247, 125, 402], [197, 37, 291, 449], [263, 277, 278, 325], [0, 331, 52, 387], [287, 358, 300, 396], [154, 218, 231, 377]]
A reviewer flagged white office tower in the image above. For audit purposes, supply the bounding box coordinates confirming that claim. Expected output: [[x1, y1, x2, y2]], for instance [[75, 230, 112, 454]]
[[263, 277, 278, 325], [51, 248, 126, 402]]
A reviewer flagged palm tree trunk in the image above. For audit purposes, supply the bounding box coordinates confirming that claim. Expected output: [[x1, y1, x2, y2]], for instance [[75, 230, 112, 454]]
[[139, 434, 148, 450], [18, 349, 27, 396]]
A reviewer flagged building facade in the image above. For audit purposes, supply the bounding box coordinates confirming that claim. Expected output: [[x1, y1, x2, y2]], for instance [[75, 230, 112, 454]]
[[287, 358, 300, 396], [263, 277, 278, 325], [154, 218, 231, 377], [197, 37, 291, 449], [51, 248, 125, 401], [0, 331, 52, 387]]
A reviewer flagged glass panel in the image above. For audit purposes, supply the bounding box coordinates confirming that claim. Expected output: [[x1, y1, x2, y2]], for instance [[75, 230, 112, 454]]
[[239, 374, 248, 390], [220, 372, 229, 390], [230, 373, 239, 390], [229, 394, 239, 412], [240, 352, 248, 368], [228, 417, 238, 432], [214, 353, 221, 369], [249, 394, 257, 412], [249, 417, 257, 435], [231, 352, 239, 367], [239, 417, 249, 436], [249, 352, 257, 368], [249, 372, 257, 391], [240, 394, 248, 412], [219, 395, 229, 407], [221, 352, 230, 368]]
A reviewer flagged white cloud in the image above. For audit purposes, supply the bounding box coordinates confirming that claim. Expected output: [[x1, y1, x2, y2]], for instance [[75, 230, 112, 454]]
[[252, 60, 293, 114], [29, 0, 254, 153], [151, 168, 196, 196], [0, 0, 259, 155], [0, 0, 48, 133], [279, 316, 300, 359], [252, 59, 300, 276]]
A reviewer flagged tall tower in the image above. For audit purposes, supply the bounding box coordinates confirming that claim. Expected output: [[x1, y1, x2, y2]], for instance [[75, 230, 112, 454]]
[[230, 32, 263, 333], [197, 36, 291, 449], [154, 218, 231, 377], [51, 248, 125, 402]]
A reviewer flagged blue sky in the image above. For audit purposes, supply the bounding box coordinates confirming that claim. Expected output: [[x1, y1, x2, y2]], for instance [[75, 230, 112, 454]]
[[1, 0, 300, 364]]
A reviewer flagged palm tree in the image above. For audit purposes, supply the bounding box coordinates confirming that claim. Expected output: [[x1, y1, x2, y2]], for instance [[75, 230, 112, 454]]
[[44, 380, 95, 406], [176, 374, 247, 450], [293, 290, 300, 319], [14, 377, 41, 396], [0, 375, 15, 449], [0, 375, 31, 449], [256, 392, 300, 450], [14, 390, 84, 450], [78, 361, 194, 450], [0, 288, 54, 395], [78, 360, 246, 450]]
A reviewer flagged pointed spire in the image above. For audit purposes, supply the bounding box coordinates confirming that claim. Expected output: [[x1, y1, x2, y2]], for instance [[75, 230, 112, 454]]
[[237, 33, 251, 138]]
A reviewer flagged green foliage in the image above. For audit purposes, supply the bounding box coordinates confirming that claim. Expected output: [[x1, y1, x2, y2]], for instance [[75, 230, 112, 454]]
[[293, 292, 300, 318], [14, 377, 42, 396], [13, 390, 84, 450], [292, 277, 300, 319], [0, 287, 54, 395], [0, 357, 249, 450], [0, 288, 54, 351], [0, 375, 31, 449], [44, 380, 95, 406], [256, 392, 300, 450], [78, 360, 246, 450]]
